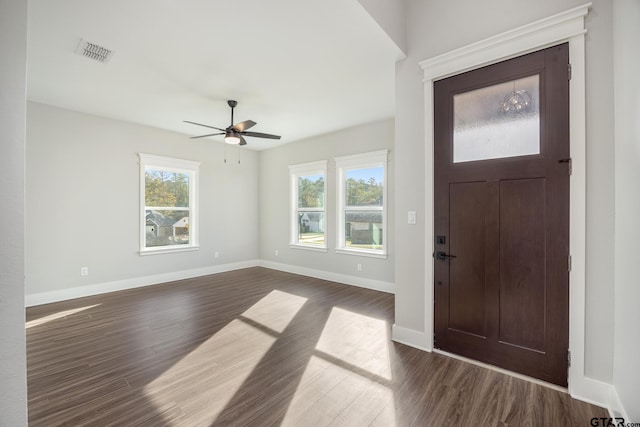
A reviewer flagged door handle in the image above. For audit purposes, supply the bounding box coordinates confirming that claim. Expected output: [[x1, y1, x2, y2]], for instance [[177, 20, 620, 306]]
[[435, 251, 456, 261]]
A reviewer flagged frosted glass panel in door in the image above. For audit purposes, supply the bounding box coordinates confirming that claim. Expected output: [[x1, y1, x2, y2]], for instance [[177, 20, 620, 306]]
[[453, 75, 540, 163]]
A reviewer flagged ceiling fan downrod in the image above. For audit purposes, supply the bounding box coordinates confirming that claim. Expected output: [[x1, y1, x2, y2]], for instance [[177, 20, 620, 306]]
[[228, 100, 237, 126]]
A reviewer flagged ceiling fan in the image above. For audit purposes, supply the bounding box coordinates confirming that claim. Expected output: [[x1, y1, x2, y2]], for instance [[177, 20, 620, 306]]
[[184, 100, 281, 146]]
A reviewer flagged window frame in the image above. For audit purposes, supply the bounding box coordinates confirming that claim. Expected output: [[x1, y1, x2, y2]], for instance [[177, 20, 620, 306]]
[[288, 160, 328, 252], [138, 153, 200, 255], [335, 150, 388, 258]]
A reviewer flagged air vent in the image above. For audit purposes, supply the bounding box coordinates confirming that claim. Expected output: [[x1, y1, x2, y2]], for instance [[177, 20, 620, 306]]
[[75, 39, 114, 63]]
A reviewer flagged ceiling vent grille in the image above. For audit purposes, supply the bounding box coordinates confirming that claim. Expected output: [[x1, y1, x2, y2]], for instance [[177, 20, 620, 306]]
[[76, 39, 114, 63]]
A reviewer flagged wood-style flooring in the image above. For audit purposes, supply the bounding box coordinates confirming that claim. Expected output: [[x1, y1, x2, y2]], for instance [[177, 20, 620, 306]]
[[26, 267, 607, 426]]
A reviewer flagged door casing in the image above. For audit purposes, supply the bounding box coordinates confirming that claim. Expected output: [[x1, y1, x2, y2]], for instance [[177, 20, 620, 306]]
[[411, 3, 593, 399]]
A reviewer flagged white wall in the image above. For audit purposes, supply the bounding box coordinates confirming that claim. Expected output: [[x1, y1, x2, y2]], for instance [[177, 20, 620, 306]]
[[0, 0, 28, 424], [582, 0, 616, 384], [613, 0, 640, 420], [394, 0, 615, 384], [259, 119, 394, 289], [26, 102, 259, 299], [356, 0, 407, 53]]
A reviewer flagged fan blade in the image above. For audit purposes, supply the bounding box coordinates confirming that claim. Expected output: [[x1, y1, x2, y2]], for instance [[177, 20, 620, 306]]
[[233, 120, 257, 132], [184, 120, 226, 132], [242, 131, 281, 140], [190, 132, 224, 139], [239, 136, 247, 146]]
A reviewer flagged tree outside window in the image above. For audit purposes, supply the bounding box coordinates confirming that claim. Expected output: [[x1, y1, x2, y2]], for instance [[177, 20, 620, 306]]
[[139, 154, 199, 254], [335, 150, 388, 257], [344, 167, 384, 250], [297, 174, 325, 246], [289, 161, 327, 250]]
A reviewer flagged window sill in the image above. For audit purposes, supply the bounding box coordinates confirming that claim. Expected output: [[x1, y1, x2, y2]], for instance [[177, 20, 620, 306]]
[[139, 246, 200, 256], [335, 248, 387, 259], [289, 244, 328, 253]]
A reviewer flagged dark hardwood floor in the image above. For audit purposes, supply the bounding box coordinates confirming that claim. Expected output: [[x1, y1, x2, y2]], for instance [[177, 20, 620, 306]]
[[26, 267, 607, 426]]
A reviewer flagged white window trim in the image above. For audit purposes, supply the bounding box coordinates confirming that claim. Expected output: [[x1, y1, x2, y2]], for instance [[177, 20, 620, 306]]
[[335, 150, 388, 258], [289, 160, 328, 251], [139, 153, 200, 255]]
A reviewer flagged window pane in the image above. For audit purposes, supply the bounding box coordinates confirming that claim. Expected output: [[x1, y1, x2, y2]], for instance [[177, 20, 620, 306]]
[[345, 210, 383, 250], [298, 174, 324, 208], [298, 211, 325, 246], [345, 167, 384, 207], [145, 169, 190, 207], [145, 210, 190, 247], [453, 74, 540, 163]]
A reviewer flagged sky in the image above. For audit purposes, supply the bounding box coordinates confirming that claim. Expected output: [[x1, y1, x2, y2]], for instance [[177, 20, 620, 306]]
[[302, 166, 384, 184], [346, 167, 383, 183]]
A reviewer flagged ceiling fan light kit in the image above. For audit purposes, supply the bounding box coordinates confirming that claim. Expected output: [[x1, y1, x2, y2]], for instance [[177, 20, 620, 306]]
[[224, 133, 241, 145], [185, 100, 281, 147]]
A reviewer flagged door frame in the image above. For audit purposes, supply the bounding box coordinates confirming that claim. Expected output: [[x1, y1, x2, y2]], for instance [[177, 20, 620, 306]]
[[419, 3, 600, 402]]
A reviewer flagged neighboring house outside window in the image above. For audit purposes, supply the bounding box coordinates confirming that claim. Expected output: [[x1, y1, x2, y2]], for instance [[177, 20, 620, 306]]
[[335, 150, 388, 258], [139, 153, 199, 254], [289, 160, 327, 251]]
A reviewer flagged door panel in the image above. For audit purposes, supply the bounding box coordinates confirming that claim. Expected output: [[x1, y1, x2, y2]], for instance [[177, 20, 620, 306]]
[[433, 44, 570, 386], [499, 178, 546, 352], [449, 182, 487, 338]]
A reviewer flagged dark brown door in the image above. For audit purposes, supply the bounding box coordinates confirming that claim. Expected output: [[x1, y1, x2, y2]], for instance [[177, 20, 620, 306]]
[[433, 44, 570, 386]]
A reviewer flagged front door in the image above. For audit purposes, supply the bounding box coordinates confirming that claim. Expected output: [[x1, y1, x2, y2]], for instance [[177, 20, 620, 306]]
[[433, 44, 570, 386]]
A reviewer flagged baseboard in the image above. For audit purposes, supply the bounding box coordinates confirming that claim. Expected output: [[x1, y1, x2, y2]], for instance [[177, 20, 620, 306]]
[[26, 259, 393, 307], [391, 324, 433, 352], [570, 374, 614, 410], [258, 260, 394, 294], [25, 260, 260, 307], [568, 372, 634, 420], [608, 386, 630, 422]]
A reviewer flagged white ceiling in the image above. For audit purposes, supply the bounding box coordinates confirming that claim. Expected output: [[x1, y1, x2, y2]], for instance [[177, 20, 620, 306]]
[[27, 0, 404, 150]]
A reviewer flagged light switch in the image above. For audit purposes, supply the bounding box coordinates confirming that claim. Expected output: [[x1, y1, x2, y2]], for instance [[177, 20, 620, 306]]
[[408, 211, 417, 224]]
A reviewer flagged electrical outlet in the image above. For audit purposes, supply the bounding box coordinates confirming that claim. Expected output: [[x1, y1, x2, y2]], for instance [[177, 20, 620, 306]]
[[275, 249, 279, 256], [214, 251, 220, 259], [357, 263, 362, 272], [80, 267, 89, 276], [408, 211, 417, 224]]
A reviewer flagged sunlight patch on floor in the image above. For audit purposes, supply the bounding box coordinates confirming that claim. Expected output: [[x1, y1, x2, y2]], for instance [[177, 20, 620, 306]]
[[25, 304, 101, 329], [241, 289, 308, 333], [143, 318, 276, 425], [281, 307, 396, 426], [280, 354, 396, 426], [315, 307, 392, 381], [142, 290, 311, 425]]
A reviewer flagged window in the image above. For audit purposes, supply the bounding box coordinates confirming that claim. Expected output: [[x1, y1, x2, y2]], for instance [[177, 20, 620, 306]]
[[289, 160, 327, 251], [453, 75, 540, 163], [139, 153, 199, 254], [335, 150, 388, 257]]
